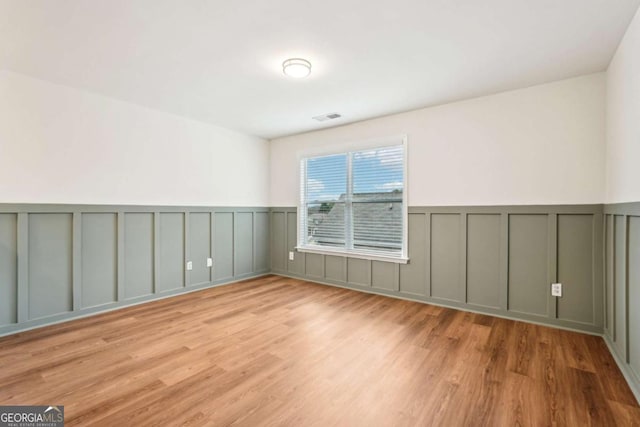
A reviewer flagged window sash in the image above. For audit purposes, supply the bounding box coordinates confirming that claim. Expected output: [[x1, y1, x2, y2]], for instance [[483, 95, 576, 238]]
[[299, 140, 407, 262]]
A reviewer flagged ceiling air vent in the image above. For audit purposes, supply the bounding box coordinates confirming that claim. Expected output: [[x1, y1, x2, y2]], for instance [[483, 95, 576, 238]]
[[312, 113, 342, 122]]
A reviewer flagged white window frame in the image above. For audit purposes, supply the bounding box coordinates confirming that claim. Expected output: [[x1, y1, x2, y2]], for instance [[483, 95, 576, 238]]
[[297, 135, 408, 264]]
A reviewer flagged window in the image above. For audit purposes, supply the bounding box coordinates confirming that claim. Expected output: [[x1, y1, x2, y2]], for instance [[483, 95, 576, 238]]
[[298, 137, 407, 263]]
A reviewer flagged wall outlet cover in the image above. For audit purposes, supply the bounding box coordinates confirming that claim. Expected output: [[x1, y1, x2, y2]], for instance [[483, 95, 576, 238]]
[[551, 283, 562, 297], [186, 261, 193, 271], [289, 251, 295, 261], [207, 258, 213, 267]]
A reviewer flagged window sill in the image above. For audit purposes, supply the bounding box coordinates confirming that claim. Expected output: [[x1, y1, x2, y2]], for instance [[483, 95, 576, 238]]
[[296, 246, 409, 264]]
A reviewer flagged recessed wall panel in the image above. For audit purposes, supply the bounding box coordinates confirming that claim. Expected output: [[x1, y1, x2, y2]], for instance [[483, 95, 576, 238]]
[[29, 213, 73, 319], [305, 253, 324, 278], [605, 214, 614, 334], [508, 214, 548, 316], [325, 255, 346, 283], [271, 212, 286, 271], [214, 212, 234, 281], [431, 214, 461, 301], [254, 212, 270, 272], [124, 213, 154, 299], [467, 214, 501, 308], [159, 213, 184, 292], [347, 258, 371, 286], [0, 214, 17, 325], [372, 261, 397, 291], [628, 216, 640, 378], [81, 213, 117, 308], [557, 215, 594, 324], [189, 213, 211, 286], [614, 215, 626, 356], [287, 212, 304, 275], [400, 213, 426, 296], [234, 212, 254, 276]]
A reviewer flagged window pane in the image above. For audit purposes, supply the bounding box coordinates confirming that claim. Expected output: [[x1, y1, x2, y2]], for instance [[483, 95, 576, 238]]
[[352, 146, 403, 198], [353, 202, 402, 252], [306, 154, 347, 202], [305, 202, 345, 247]]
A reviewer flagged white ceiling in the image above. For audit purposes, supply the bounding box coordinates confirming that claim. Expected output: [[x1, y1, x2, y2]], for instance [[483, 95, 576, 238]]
[[1, 0, 639, 139]]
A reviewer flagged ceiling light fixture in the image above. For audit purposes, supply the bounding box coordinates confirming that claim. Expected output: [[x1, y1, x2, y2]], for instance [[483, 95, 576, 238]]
[[282, 58, 311, 78]]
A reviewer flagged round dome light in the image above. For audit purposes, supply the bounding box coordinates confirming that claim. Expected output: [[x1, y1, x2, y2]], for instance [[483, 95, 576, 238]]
[[282, 58, 311, 78]]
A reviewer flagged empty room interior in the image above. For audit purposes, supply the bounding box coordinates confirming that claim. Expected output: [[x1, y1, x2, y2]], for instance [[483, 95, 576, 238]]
[[2, 0, 640, 425]]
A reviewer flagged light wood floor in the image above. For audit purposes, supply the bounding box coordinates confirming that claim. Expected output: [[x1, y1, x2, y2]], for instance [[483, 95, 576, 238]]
[[1, 275, 638, 426]]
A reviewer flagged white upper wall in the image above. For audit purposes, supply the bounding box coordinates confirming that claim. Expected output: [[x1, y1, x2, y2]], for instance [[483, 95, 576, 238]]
[[0, 70, 270, 206], [270, 73, 606, 207], [606, 7, 640, 203]]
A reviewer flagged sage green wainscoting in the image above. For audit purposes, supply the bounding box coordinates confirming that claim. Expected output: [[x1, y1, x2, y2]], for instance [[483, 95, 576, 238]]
[[0, 204, 270, 337], [271, 205, 604, 334], [604, 202, 640, 402]]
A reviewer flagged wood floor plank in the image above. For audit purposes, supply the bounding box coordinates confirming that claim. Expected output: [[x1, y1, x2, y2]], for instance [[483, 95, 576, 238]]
[[0, 274, 638, 426]]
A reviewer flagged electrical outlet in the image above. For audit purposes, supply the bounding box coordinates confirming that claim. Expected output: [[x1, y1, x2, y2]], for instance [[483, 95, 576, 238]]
[[288, 251, 295, 261], [551, 283, 562, 297], [207, 258, 213, 267], [186, 261, 193, 271]]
